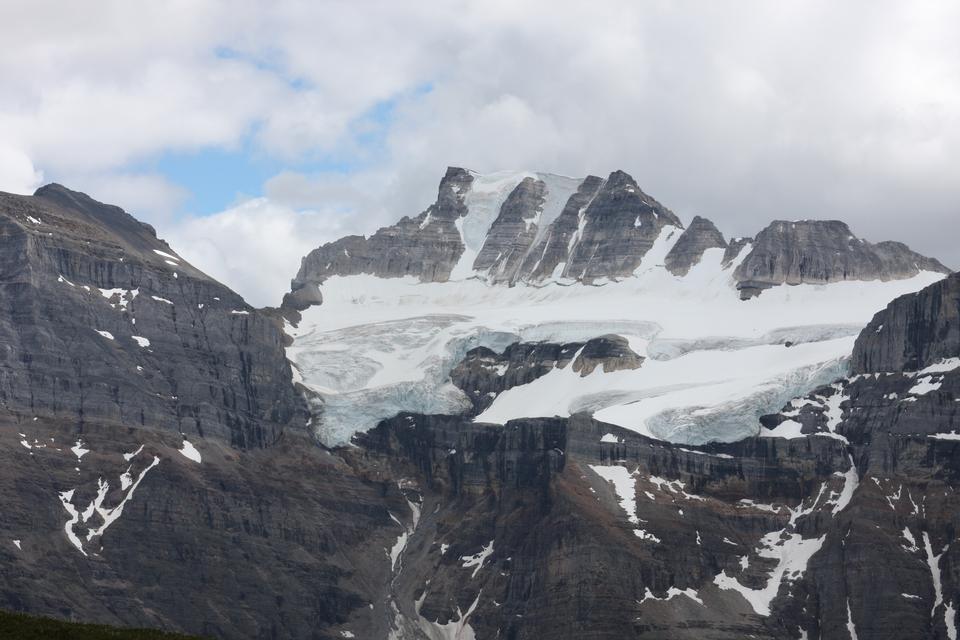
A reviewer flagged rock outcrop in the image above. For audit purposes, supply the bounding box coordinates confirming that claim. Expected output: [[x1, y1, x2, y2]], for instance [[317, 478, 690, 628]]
[[450, 342, 583, 414], [473, 177, 547, 281], [734, 220, 950, 299], [0, 185, 415, 639], [520, 175, 605, 281], [664, 215, 727, 276], [0, 184, 303, 448], [287, 168, 684, 305], [450, 336, 643, 414], [571, 334, 644, 376], [722, 237, 752, 268], [556, 170, 683, 281], [851, 271, 960, 374], [291, 167, 473, 290]]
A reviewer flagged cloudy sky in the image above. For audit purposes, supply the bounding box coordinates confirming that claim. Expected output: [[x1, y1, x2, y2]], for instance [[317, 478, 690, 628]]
[[1, 0, 957, 305]]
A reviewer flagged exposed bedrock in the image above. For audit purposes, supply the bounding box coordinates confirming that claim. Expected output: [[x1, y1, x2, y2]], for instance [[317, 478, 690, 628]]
[[291, 167, 473, 289], [520, 175, 605, 281], [0, 185, 304, 448], [734, 220, 950, 299], [664, 215, 728, 276], [851, 271, 960, 374], [561, 170, 683, 282], [473, 176, 547, 281], [450, 335, 643, 413]]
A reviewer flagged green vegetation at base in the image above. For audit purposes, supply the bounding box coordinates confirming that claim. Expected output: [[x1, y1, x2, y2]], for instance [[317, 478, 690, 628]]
[[0, 609, 204, 639]]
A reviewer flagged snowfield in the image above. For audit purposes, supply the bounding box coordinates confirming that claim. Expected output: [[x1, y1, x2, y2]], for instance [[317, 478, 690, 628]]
[[288, 226, 945, 446]]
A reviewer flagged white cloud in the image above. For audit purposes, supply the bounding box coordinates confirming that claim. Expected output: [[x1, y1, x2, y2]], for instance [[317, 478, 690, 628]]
[[164, 198, 349, 307], [0, 145, 43, 194], [63, 172, 189, 226]]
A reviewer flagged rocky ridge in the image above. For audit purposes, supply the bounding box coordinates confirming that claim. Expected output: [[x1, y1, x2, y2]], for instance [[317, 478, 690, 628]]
[[734, 219, 948, 299], [287, 167, 949, 307], [0, 185, 402, 638]]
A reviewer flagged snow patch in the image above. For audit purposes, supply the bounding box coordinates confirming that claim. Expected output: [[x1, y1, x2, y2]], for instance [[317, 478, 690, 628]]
[[460, 540, 494, 578], [179, 439, 201, 463], [930, 432, 960, 441], [640, 586, 703, 606], [71, 439, 89, 461], [153, 249, 180, 262], [762, 419, 805, 439], [58, 456, 160, 555], [589, 465, 639, 525], [98, 287, 139, 311], [713, 488, 834, 616]]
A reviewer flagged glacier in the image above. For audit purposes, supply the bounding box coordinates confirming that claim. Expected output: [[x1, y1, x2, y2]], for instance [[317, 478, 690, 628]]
[[288, 224, 947, 447]]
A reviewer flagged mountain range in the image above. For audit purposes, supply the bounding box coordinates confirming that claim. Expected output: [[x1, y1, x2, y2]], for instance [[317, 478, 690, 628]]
[[0, 169, 958, 639]]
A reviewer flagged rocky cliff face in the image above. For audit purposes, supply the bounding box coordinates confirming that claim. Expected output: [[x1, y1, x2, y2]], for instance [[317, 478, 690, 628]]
[[472, 177, 547, 281], [292, 167, 473, 289], [0, 184, 303, 448], [733, 219, 949, 299], [0, 185, 403, 639], [851, 272, 960, 374], [559, 170, 683, 282], [751, 268, 960, 639], [664, 215, 728, 276], [519, 175, 605, 281]]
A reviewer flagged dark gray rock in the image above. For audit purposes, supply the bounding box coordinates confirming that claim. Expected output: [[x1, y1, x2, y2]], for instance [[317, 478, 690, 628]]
[[289, 167, 473, 293], [450, 341, 584, 413], [851, 271, 960, 374], [280, 280, 322, 313], [0, 184, 304, 448], [473, 177, 547, 282], [734, 220, 950, 299], [0, 423, 403, 640], [0, 184, 406, 639], [721, 236, 752, 268], [752, 272, 960, 639], [664, 215, 728, 276], [356, 412, 852, 640], [520, 175, 605, 281], [450, 335, 643, 414], [571, 334, 644, 376], [562, 170, 683, 282]]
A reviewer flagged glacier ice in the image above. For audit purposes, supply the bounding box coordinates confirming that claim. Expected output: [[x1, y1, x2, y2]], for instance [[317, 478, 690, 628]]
[[288, 229, 946, 447]]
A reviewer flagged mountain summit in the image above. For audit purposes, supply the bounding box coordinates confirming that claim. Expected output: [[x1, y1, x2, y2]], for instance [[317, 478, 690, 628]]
[[287, 167, 947, 308]]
